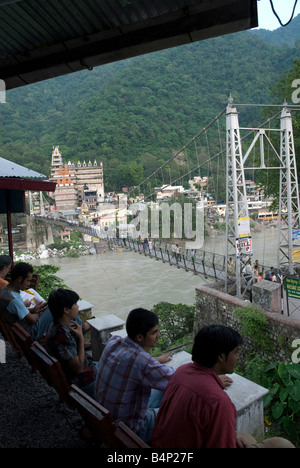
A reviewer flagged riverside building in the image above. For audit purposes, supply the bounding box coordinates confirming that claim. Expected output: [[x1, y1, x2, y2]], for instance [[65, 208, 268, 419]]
[[50, 146, 104, 212]]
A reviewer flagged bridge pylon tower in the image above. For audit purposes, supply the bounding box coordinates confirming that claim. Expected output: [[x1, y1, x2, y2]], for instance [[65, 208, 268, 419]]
[[224, 99, 300, 294], [225, 97, 252, 298], [278, 105, 300, 275]]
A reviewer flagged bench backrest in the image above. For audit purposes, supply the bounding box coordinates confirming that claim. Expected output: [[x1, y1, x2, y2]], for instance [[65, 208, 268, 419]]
[[11, 322, 34, 367], [29, 341, 72, 408], [68, 384, 121, 448], [0, 314, 22, 358], [115, 421, 150, 448]]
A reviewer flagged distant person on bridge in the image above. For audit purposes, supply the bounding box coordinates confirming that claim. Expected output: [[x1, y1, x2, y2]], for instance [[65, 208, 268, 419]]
[[227, 257, 234, 274], [143, 238, 149, 252], [171, 243, 176, 258], [269, 267, 277, 282], [148, 239, 153, 253], [94, 307, 174, 443], [253, 259, 259, 281], [190, 249, 195, 266], [257, 271, 263, 282], [175, 244, 181, 262], [264, 271, 272, 281]]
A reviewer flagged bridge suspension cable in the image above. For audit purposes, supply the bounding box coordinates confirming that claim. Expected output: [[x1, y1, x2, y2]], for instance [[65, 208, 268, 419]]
[[138, 108, 283, 202], [128, 107, 227, 197]]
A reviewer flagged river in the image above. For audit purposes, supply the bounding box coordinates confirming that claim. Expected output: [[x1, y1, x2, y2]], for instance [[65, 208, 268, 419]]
[[30, 227, 279, 321], [204, 226, 279, 266], [31, 251, 207, 321]]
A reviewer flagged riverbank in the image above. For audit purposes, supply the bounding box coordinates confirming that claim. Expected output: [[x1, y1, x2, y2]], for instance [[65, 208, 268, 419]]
[[0, 333, 88, 448]]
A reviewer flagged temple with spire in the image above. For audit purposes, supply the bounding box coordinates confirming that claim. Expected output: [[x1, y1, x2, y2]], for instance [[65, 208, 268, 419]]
[[50, 146, 104, 212]]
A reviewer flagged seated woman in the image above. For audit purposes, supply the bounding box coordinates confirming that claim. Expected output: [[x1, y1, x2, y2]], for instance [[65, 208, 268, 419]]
[[46, 288, 97, 398]]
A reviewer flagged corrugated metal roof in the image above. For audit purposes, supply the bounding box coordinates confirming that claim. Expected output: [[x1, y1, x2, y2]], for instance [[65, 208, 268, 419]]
[[0, 156, 46, 179], [0, 0, 258, 90]]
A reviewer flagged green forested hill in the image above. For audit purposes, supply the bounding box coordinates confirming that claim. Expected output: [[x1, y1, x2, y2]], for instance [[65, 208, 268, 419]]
[[1, 24, 299, 191], [252, 14, 300, 47]]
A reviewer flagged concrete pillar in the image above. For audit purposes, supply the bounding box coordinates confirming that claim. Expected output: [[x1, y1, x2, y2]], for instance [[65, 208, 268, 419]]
[[87, 314, 125, 361], [252, 280, 282, 313]]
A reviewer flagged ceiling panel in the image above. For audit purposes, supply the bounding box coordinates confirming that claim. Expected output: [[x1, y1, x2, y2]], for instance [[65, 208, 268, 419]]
[[0, 0, 258, 90]]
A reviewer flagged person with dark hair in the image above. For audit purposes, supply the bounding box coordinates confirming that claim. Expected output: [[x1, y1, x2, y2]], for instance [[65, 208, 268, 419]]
[[151, 325, 294, 448], [46, 288, 97, 397], [0, 262, 52, 340], [0, 255, 12, 290], [94, 307, 174, 443]]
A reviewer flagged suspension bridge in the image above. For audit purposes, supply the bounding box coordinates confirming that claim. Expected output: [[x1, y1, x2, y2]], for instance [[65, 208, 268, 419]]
[[34, 97, 300, 301]]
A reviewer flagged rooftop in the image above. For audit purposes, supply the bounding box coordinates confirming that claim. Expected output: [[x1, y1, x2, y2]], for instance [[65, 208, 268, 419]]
[[0, 0, 258, 90]]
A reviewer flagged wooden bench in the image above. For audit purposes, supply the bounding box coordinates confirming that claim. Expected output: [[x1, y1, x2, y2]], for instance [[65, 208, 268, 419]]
[[115, 421, 150, 448], [68, 384, 149, 448], [68, 383, 120, 447], [0, 314, 23, 358], [11, 322, 35, 368], [6, 323, 74, 410], [29, 341, 73, 409]]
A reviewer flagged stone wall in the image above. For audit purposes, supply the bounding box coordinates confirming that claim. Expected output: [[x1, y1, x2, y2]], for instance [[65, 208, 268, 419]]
[[194, 283, 300, 364]]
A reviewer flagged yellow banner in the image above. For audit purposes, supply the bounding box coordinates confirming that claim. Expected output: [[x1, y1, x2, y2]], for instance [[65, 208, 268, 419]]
[[292, 248, 300, 263]]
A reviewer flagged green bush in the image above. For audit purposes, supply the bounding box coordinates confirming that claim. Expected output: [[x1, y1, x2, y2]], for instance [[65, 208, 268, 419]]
[[234, 305, 273, 354], [151, 301, 195, 353], [65, 249, 80, 258], [33, 264, 69, 300], [262, 361, 300, 443]]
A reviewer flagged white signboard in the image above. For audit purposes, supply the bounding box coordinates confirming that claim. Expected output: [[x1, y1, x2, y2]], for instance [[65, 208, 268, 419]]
[[236, 237, 253, 258], [237, 216, 251, 239]]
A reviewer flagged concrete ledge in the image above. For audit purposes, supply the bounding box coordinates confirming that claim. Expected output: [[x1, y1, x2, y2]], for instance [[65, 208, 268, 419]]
[[195, 283, 249, 310], [225, 372, 268, 440], [110, 328, 127, 338], [88, 314, 125, 331]]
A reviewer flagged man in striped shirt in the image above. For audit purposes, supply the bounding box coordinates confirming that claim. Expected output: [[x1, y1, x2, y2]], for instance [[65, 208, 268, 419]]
[[94, 308, 174, 442]]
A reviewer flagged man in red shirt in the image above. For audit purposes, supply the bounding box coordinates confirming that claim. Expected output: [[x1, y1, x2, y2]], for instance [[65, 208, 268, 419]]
[[151, 325, 294, 449]]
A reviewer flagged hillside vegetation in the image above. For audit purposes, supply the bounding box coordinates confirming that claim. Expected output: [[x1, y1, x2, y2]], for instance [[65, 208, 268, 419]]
[[1, 17, 300, 192]]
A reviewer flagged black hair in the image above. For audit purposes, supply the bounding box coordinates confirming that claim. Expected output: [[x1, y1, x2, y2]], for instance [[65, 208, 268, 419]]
[[10, 262, 33, 282], [192, 325, 243, 368], [48, 288, 79, 321], [126, 308, 159, 340], [0, 255, 12, 272]]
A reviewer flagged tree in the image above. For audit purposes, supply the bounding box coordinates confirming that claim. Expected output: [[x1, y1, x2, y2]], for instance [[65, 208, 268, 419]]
[[151, 301, 195, 352]]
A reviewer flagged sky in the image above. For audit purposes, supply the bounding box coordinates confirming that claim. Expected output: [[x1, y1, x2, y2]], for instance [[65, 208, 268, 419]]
[[257, 0, 300, 30]]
